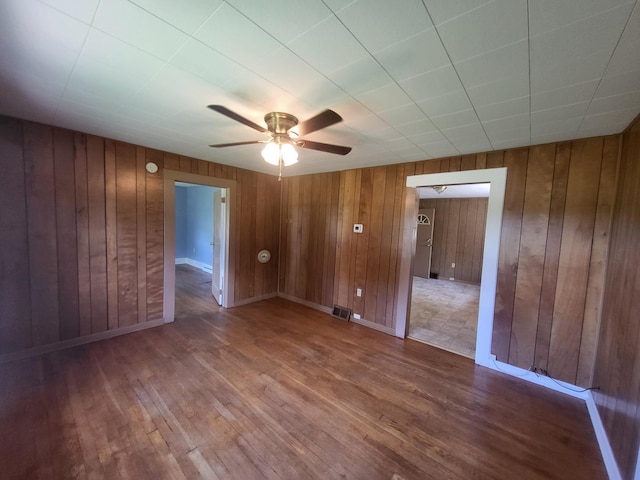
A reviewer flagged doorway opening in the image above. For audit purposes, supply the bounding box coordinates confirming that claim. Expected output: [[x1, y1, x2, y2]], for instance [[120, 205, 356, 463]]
[[174, 182, 225, 319], [408, 184, 490, 358], [395, 168, 507, 366], [163, 170, 237, 324]]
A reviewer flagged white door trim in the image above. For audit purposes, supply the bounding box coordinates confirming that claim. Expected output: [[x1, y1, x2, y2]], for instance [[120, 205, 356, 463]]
[[396, 167, 507, 366], [163, 170, 237, 323]]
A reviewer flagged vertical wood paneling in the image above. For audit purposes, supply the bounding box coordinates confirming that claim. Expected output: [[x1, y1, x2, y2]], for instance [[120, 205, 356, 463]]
[[24, 122, 60, 346], [534, 143, 570, 371], [87, 135, 108, 333], [104, 140, 119, 330], [549, 138, 603, 383], [145, 149, 164, 322], [364, 167, 386, 321], [1, 118, 281, 356], [0, 117, 31, 352], [577, 136, 619, 386], [593, 117, 640, 480], [492, 148, 528, 361], [74, 133, 91, 336], [420, 197, 487, 284], [53, 128, 80, 340], [509, 144, 555, 368], [136, 147, 147, 323]]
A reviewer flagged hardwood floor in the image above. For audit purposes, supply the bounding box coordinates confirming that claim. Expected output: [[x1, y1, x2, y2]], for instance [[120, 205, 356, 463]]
[[0, 268, 606, 479]]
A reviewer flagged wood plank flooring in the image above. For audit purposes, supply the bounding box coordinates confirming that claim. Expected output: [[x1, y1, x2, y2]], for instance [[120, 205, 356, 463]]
[[0, 267, 606, 479]]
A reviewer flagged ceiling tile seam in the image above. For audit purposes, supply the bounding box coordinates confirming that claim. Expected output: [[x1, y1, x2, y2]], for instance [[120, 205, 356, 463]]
[[49, 3, 98, 124], [309, 2, 461, 157], [428, 0, 496, 29], [129, 0, 225, 37], [575, 0, 638, 135], [528, 0, 637, 40], [419, 0, 493, 152], [527, 0, 532, 146]]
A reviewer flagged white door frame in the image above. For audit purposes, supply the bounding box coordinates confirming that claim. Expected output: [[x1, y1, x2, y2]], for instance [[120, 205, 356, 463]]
[[395, 167, 507, 366], [163, 170, 237, 323]]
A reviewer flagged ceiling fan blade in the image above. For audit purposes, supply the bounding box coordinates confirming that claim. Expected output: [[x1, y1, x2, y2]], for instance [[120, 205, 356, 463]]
[[298, 139, 352, 155], [296, 109, 343, 136], [209, 140, 262, 148], [207, 105, 268, 133]]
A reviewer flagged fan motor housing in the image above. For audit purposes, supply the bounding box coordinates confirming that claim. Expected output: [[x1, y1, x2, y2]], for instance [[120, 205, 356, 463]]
[[264, 112, 298, 134]]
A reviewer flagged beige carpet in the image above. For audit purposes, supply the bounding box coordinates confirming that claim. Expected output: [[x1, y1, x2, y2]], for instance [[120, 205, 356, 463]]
[[408, 277, 480, 358]]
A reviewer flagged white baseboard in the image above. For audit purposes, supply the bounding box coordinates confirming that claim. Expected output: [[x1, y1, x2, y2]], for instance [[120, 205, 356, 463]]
[[585, 392, 622, 480], [175, 257, 212, 273], [477, 356, 621, 480]]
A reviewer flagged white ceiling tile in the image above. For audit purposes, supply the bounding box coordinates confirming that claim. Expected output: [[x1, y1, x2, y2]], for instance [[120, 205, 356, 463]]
[[531, 117, 582, 137], [453, 138, 493, 154], [129, 0, 224, 34], [194, 3, 282, 69], [441, 122, 487, 140], [531, 102, 590, 123], [423, 140, 459, 158], [38, 0, 101, 24], [605, 4, 640, 75], [378, 103, 427, 126], [0, 0, 89, 95], [587, 91, 640, 116], [529, 0, 634, 36], [431, 109, 479, 130], [336, 0, 433, 53], [93, 0, 189, 60], [253, 47, 329, 100], [578, 107, 638, 133], [374, 28, 450, 82], [287, 16, 369, 76], [595, 69, 640, 98], [408, 129, 448, 145], [322, 0, 358, 13], [530, 80, 599, 111], [396, 118, 438, 136], [455, 40, 528, 89], [466, 74, 530, 107], [530, 49, 611, 94], [482, 114, 530, 136], [327, 56, 393, 95], [416, 90, 472, 117], [491, 136, 530, 150], [530, 4, 633, 92], [423, 0, 494, 26], [476, 96, 529, 122], [171, 39, 245, 88], [218, 68, 299, 111], [356, 83, 413, 112], [436, 0, 527, 62], [400, 65, 462, 102], [488, 126, 531, 144], [65, 30, 165, 102], [226, 0, 333, 44]]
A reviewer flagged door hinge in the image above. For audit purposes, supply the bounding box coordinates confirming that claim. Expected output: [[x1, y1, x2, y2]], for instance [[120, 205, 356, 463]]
[[221, 197, 226, 203]]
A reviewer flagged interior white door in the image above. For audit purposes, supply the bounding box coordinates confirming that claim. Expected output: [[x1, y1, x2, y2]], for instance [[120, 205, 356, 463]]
[[211, 189, 225, 305], [413, 208, 435, 278]]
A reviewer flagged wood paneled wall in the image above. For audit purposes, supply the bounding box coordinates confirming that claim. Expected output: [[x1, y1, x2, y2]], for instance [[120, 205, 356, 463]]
[[0, 116, 279, 356], [279, 140, 620, 387], [593, 116, 640, 480], [419, 197, 488, 284]]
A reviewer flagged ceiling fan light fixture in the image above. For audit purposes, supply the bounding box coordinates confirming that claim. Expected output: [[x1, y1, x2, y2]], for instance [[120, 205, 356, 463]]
[[261, 141, 280, 166], [261, 141, 299, 166], [281, 143, 298, 166]]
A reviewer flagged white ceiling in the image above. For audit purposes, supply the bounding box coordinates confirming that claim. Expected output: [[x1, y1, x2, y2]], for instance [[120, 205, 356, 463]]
[[1, 0, 638, 176]]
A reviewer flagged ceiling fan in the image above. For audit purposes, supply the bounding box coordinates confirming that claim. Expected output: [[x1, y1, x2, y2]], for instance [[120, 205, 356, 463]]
[[207, 105, 352, 175]]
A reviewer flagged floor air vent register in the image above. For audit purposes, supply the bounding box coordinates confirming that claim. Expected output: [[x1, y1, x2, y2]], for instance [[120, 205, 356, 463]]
[[332, 305, 351, 321]]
